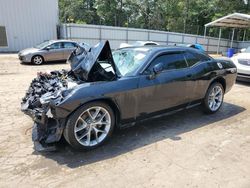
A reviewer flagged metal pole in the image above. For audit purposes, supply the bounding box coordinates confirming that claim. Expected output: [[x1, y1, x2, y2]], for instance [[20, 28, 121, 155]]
[[166, 33, 169, 45], [99, 26, 102, 41], [126, 29, 128, 43], [217, 28, 222, 54], [69, 24, 71, 40], [243, 29, 246, 41], [204, 26, 207, 38], [230, 28, 235, 48], [126, 15, 129, 43], [65, 24, 68, 39]]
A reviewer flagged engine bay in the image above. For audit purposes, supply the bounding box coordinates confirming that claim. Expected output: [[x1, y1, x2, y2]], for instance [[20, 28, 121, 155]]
[[21, 41, 117, 151]]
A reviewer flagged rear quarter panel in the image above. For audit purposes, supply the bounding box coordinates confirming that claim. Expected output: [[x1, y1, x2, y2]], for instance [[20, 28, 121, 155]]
[[189, 58, 237, 100], [218, 58, 237, 93]]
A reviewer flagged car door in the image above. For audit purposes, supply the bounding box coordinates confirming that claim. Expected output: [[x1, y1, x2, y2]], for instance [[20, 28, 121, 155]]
[[44, 42, 64, 61], [136, 51, 190, 120], [63, 42, 77, 60]]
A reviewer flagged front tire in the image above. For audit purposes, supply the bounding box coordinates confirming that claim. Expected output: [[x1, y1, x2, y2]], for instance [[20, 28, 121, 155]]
[[32, 55, 44, 65], [63, 102, 115, 150], [203, 82, 224, 114]]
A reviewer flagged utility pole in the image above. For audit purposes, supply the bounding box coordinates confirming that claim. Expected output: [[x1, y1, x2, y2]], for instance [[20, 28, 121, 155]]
[[183, 0, 189, 33]]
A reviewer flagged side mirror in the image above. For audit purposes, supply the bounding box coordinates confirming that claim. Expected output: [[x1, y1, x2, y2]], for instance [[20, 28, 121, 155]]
[[153, 63, 164, 74], [148, 63, 164, 80]]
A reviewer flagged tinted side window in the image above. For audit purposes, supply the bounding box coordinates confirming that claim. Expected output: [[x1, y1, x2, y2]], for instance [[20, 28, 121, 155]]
[[64, 42, 76, 48], [147, 53, 187, 73], [195, 52, 211, 61], [184, 52, 200, 67], [49, 42, 62, 49]]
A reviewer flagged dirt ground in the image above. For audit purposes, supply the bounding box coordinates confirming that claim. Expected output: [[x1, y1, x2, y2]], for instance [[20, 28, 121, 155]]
[[0, 54, 250, 188]]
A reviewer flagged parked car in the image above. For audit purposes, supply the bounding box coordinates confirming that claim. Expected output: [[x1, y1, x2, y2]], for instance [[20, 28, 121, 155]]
[[21, 41, 237, 151], [231, 46, 250, 81], [119, 41, 159, 48], [18, 40, 82, 65]]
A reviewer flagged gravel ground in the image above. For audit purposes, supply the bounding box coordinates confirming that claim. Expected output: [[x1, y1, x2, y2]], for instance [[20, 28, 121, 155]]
[[0, 54, 250, 188]]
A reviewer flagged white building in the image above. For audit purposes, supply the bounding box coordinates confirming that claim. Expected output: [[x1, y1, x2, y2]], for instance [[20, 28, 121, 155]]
[[0, 0, 58, 52]]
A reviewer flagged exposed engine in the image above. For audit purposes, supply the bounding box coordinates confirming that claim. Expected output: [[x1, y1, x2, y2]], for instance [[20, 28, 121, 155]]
[[21, 70, 79, 151], [21, 70, 77, 117], [21, 41, 117, 151]]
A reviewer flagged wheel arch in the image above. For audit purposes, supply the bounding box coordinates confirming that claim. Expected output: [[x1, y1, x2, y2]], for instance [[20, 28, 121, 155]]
[[209, 76, 226, 92], [32, 54, 44, 62], [65, 98, 121, 128]]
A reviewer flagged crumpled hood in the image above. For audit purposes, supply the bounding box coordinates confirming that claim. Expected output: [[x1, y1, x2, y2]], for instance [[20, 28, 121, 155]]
[[19, 48, 40, 55], [67, 40, 117, 81]]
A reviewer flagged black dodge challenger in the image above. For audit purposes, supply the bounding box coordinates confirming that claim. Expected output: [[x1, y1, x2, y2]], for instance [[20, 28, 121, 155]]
[[21, 41, 237, 151]]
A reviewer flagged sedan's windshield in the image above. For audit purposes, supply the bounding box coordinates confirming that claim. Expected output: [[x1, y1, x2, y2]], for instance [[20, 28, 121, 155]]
[[35, 41, 52, 49], [112, 48, 150, 76]]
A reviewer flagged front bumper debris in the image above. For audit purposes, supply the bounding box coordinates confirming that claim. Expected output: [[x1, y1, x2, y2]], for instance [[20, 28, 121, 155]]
[[21, 41, 117, 151], [32, 123, 57, 152], [21, 70, 78, 150]]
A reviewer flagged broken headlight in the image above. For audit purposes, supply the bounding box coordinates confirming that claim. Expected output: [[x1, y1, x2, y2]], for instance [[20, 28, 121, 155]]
[[40, 92, 61, 105]]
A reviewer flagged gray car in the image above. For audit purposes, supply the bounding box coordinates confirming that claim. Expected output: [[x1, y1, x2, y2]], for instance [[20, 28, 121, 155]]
[[18, 40, 79, 65]]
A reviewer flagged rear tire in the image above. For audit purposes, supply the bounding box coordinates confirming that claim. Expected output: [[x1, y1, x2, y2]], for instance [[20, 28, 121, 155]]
[[203, 82, 224, 114], [63, 102, 115, 150], [32, 55, 44, 65]]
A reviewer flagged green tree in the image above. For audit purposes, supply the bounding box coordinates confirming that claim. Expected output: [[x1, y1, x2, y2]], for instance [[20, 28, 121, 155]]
[[59, 0, 99, 24], [59, 0, 250, 38]]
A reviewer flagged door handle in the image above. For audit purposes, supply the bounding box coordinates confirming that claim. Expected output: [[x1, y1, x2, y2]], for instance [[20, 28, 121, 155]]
[[186, 74, 192, 78]]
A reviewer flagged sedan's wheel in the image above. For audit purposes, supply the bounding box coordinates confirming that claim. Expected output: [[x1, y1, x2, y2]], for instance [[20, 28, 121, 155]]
[[32, 55, 44, 65], [63, 102, 115, 150], [203, 82, 224, 114]]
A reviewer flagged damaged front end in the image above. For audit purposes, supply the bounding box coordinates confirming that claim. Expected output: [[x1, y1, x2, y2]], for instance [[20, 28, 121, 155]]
[[21, 70, 79, 151], [21, 41, 117, 151]]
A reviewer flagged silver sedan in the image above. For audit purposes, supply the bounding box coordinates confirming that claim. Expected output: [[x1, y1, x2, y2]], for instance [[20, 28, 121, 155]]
[[18, 40, 79, 65]]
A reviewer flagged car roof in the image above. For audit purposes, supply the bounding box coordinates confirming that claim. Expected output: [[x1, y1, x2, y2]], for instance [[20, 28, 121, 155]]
[[116, 45, 195, 53], [50, 39, 77, 43], [134, 41, 159, 45]]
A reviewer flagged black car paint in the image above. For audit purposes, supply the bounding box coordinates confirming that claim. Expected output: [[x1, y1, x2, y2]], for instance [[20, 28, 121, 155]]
[[21, 41, 237, 150], [55, 49, 236, 124]]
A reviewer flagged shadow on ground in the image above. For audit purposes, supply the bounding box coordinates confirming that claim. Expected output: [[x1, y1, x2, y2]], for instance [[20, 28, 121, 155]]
[[38, 102, 245, 168]]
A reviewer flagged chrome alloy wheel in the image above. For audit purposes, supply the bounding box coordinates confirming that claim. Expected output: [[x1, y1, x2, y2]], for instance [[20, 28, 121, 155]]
[[33, 56, 43, 65], [208, 85, 223, 111], [74, 106, 111, 146]]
